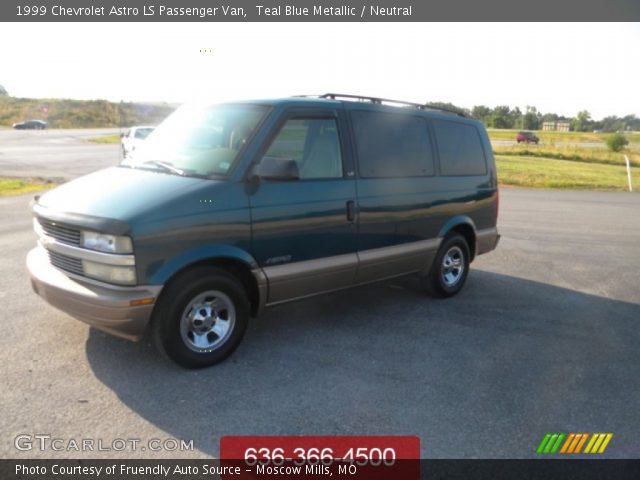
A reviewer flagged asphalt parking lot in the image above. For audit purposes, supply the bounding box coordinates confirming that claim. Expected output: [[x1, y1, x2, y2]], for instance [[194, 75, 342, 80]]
[[0, 128, 120, 181], [1, 132, 639, 460]]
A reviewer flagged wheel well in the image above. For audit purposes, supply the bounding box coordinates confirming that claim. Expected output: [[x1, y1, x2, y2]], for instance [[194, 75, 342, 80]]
[[448, 224, 476, 261], [163, 258, 260, 317]]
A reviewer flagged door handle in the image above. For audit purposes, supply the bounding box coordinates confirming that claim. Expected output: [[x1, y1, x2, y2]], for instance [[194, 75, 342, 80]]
[[346, 200, 355, 223]]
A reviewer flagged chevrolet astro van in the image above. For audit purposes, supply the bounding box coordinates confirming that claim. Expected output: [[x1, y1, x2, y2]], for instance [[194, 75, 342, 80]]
[[27, 94, 500, 368]]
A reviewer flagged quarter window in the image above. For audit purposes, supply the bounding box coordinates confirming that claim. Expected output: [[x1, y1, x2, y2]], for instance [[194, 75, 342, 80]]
[[434, 120, 487, 176]]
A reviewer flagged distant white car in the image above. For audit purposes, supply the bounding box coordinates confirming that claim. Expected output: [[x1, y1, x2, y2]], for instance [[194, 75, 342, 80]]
[[121, 126, 155, 158]]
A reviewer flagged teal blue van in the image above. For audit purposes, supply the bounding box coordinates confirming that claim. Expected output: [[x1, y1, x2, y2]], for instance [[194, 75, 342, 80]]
[[27, 94, 499, 368]]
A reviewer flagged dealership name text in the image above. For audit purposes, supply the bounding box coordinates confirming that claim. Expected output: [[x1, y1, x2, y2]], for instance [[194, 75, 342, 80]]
[[14, 434, 193, 452], [16, 464, 241, 477]]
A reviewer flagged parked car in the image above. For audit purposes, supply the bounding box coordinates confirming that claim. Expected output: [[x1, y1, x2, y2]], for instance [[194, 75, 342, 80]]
[[121, 126, 155, 158], [516, 131, 539, 144], [13, 119, 47, 130], [27, 94, 500, 368]]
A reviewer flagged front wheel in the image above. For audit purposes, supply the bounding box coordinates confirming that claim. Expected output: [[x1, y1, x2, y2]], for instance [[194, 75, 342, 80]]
[[422, 233, 470, 298], [152, 266, 249, 368]]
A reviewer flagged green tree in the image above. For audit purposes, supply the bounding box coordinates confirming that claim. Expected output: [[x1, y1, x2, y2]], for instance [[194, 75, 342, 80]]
[[510, 107, 523, 129], [491, 105, 512, 129], [606, 133, 628, 152], [522, 106, 540, 130], [471, 105, 492, 123], [0, 84, 7, 96], [572, 110, 592, 132], [425, 101, 469, 116], [622, 114, 640, 131]]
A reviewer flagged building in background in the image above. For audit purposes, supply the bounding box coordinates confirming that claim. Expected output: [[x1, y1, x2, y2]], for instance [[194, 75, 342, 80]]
[[542, 121, 570, 132]]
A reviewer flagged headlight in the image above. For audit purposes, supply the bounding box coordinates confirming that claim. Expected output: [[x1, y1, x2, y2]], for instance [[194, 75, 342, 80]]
[[80, 231, 133, 254], [82, 260, 136, 285]]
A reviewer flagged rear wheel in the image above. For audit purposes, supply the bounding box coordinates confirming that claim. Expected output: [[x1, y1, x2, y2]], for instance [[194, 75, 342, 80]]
[[423, 233, 470, 297], [152, 266, 249, 368]]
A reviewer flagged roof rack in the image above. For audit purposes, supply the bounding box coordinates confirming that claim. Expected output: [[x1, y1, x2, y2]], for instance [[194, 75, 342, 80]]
[[299, 93, 466, 117]]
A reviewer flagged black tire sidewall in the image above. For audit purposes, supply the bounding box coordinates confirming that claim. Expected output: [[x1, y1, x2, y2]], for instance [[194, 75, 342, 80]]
[[154, 267, 249, 368], [428, 234, 470, 297]]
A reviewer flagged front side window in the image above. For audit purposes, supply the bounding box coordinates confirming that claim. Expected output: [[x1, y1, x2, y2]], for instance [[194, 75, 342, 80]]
[[123, 103, 267, 178], [264, 118, 343, 179]]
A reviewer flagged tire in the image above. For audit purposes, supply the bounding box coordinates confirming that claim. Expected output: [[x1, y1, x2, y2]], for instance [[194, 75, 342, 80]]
[[152, 266, 249, 369], [422, 233, 470, 298]]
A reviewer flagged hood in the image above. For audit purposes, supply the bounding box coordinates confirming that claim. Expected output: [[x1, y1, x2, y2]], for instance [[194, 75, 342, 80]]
[[36, 167, 220, 228]]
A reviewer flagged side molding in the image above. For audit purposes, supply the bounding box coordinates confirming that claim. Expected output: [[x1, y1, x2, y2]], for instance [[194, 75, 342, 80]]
[[149, 245, 260, 285], [263, 253, 358, 304]]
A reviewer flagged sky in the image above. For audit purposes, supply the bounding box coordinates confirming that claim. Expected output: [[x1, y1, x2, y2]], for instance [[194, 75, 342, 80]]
[[1, 22, 639, 119]]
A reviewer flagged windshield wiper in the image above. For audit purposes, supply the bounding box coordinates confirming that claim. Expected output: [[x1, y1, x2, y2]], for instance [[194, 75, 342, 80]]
[[141, 160, 186, 176]]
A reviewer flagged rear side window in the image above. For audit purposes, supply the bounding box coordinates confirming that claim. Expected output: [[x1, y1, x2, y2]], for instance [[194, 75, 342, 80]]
[[352, 111, 434, 178], [433, 120, 487, 176]]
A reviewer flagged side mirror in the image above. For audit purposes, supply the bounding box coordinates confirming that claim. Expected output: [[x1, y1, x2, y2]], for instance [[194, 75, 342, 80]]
[[251, 156, 299, 181]]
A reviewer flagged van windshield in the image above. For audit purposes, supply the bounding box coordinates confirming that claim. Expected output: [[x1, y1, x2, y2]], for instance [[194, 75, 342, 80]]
[[122, 103, 267, 178]]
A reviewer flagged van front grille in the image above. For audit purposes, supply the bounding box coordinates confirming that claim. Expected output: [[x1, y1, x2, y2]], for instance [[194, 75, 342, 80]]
[[38, 218, 81, 246], [47, 250, 84, 276]]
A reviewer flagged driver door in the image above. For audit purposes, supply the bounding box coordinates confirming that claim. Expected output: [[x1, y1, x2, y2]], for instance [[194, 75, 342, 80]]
[[248, 108, 358, 304]]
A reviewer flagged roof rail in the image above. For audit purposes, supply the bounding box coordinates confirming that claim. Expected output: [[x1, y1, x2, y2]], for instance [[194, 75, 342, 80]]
[[299, 93, 466, 117]]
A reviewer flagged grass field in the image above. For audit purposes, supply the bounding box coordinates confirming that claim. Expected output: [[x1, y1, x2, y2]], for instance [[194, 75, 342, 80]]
[[493, 144, 640, 167], [486, 129, 639, 191], [88, 134, 121, 144], [0, 178, 55, 196], [496, 155, 638, 191], [488, 128, 640, 145]]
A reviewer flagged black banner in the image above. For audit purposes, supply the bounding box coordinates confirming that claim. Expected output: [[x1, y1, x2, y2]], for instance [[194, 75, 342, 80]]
[[1, 0, 640, 22], [3, 459, 640, 480]]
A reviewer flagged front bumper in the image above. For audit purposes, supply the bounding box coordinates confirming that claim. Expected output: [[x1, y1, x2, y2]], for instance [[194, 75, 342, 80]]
[[27, 246, 162, 341]]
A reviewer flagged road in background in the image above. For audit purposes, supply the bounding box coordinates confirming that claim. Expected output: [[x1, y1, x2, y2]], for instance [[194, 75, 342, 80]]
[[0, 128, 120, 181], [492, 139, 608, 148]]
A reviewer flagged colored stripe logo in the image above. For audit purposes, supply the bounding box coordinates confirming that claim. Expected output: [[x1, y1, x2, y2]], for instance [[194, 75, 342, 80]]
[[536, 433, 613, 454]]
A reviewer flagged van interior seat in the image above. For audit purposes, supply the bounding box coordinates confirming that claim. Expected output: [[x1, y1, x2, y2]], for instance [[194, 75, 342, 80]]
[[301, 132, 341, 179]]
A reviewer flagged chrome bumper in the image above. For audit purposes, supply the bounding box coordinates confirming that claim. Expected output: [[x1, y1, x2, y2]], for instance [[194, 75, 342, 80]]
[[27, 246, 162, 341]]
